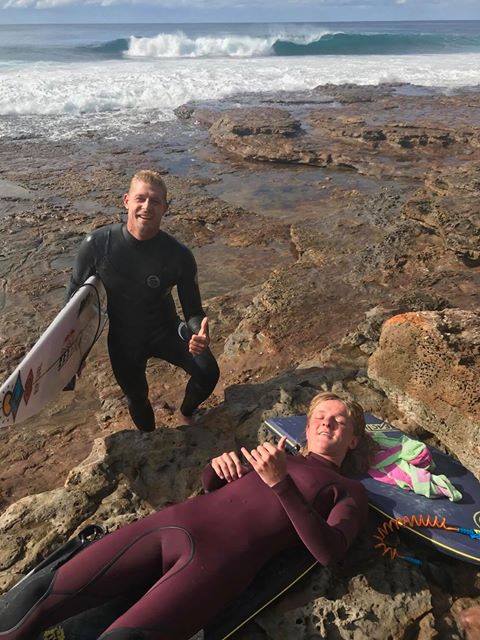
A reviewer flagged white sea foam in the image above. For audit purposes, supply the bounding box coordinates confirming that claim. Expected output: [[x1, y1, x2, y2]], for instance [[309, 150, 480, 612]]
[[125, 29, 336, 59], [127, 33, 275, 58], [1, 54, 480, 138]]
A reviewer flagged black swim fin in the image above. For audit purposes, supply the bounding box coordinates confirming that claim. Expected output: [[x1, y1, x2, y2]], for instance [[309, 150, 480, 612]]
[[0, 567, 55, 634], [99, 629, 149, 640]]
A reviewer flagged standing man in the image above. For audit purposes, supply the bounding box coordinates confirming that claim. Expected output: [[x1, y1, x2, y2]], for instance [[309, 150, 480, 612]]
[[67, 169, 219, 431]]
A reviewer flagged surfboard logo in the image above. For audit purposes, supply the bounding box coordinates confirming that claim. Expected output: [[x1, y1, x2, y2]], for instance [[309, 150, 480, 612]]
[[24, 369, 34, 406], [366, 421, 390, 432], [58, 330, 77, 372], [2, 373, 24, 422], [2, 391, 12, 418], [33, 364, 42, 396]]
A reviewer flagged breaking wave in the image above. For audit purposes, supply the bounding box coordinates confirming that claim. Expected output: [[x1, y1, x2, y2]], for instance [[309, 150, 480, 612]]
[[123, 30, 480, 59], [126, 30, 336, 58], [81, 38, 130, 56]]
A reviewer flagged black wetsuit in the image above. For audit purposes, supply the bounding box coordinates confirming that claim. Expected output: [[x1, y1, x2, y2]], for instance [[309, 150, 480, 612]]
[[67, 223, 219, 426], [0, 454, 368, 640]]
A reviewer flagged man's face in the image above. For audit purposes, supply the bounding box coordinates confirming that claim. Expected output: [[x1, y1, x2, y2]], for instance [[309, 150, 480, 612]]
[[123, 179, 168, 239], [306, 399, 359, 461]]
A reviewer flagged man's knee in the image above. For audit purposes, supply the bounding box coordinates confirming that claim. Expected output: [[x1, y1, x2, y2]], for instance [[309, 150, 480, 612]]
[[204, 358, 220, 389], [194, 352, 220, 390], [126, 397, 155, 432]]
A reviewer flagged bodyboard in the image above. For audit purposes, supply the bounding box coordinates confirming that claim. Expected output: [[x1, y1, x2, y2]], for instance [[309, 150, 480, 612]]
[[265, 413, 480, 565], [0, 276, 106, 427]]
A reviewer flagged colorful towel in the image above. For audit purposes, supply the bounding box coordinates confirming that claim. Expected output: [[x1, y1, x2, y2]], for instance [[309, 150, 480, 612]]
[[368, 432, 462, 502]]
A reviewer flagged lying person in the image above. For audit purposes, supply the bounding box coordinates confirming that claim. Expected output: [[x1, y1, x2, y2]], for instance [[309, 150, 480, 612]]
[[0, 392, 369, 640]]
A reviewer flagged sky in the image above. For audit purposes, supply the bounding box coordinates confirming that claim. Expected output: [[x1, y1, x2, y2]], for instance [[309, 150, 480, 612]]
[[1, 0, 480, 24]]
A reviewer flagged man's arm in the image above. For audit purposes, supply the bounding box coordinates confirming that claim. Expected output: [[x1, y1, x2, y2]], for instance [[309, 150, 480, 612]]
[[176, 250, 212, 356], [241, 440, 368, 566], [66, 234, 97, 302], [176, 250, 205, 334], [271, 477, 367, 566]]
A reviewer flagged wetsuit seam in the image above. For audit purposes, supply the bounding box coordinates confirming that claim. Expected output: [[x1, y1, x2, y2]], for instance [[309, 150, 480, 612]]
[[54, 525, 191, 598], [143, 526, 195, 596]]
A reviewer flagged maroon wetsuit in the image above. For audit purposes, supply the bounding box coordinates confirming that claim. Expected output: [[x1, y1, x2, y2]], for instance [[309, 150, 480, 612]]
[[0, 454, 367, 640]]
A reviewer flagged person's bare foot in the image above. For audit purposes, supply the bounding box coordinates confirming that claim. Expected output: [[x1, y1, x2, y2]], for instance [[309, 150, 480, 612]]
[[458, 606, 480, 640], [178, 411, 197, 427]]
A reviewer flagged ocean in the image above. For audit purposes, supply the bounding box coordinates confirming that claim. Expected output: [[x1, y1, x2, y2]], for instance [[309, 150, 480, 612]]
[[1, 20, 480, 140]]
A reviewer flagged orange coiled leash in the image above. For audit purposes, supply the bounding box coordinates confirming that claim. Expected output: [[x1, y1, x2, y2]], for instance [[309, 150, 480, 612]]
[[374, 514, 480, 563]]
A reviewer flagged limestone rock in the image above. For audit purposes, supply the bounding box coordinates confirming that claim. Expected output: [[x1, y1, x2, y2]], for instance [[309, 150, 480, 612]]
[[257, 559, 432, 640], [368, 309, 480, 476], [403, 167, 480, 266], [208, 108, 329, 166], [320, 293, 451, 370]]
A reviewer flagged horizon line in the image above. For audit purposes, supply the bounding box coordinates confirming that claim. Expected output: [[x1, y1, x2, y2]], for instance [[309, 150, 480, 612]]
[[1, 18, 480, 25]]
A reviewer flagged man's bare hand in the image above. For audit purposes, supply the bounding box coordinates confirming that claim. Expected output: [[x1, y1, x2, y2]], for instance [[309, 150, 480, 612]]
[[211, 451, 248, 483], [241, 437, 287, 488], [189, 317, 210, 356]]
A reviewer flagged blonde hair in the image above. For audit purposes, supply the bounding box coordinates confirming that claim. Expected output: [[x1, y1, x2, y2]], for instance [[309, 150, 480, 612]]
[[306, 391, 375, 475], [307, 391, 366, 438], [129, 170, 167, 202]]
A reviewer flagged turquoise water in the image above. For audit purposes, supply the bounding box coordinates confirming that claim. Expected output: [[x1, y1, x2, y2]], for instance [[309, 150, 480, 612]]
[[1, 21, 480, 62], [1, 21, 480, 140]]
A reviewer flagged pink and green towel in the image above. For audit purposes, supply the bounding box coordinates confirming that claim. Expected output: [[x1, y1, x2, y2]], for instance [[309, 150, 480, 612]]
[[368, 432, 462, 502]]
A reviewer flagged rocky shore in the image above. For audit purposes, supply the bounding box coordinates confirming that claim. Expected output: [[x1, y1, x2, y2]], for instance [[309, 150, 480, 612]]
[[0, 83, 479, 638]]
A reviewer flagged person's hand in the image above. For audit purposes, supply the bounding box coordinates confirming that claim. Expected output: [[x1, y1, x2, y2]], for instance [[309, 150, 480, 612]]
[[211, 451, 248, 483], [241, 437, 287, 488], [189, 317, 210, 356]]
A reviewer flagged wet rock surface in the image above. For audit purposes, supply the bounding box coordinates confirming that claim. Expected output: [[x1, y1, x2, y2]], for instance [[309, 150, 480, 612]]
[[180, 83, 480, 180], [0, 83, 479, 637]]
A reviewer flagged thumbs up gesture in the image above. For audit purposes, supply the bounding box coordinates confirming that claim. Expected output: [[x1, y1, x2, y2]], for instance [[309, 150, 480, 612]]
[[188, 317, 210, 356]]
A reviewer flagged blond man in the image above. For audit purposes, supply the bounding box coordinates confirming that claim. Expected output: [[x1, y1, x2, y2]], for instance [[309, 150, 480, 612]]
[[67, 170, 219, 430]]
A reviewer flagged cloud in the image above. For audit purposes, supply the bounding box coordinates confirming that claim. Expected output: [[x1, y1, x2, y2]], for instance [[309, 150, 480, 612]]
[[4, 0, 243, 6], [0, 0, 388, 8], [1, 0, 477, 11]]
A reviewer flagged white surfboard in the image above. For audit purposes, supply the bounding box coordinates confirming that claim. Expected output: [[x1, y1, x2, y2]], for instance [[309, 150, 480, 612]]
[[0, 276, 107, 427]]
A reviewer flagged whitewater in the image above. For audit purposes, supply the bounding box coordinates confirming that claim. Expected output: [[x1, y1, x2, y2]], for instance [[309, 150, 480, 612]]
[[1, 22, 480, 140]]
